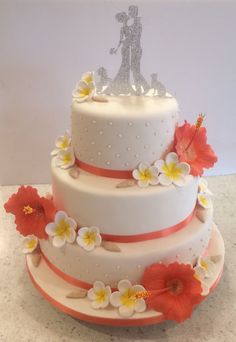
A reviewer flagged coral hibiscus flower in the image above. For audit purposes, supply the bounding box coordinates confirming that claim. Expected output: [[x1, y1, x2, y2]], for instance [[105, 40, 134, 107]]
[[174, 118, 217, 176], [141, 262, 203, 323], [4, 186, 56, 239]]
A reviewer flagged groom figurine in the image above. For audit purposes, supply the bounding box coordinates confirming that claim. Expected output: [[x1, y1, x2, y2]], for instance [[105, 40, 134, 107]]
[[128, 5, 150, 95]]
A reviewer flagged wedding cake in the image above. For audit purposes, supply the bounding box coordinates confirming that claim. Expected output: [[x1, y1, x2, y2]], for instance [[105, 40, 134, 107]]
[[4, 5, 224, 326]]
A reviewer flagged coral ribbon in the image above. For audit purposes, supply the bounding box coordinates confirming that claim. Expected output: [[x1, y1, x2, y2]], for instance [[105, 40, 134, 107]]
[[75, 159, 133, 179], [100, 210, 195, 243], [26, 262, 223, 327]]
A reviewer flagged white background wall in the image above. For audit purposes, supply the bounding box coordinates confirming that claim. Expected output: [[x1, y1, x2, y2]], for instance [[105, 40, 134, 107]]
[[1, 0, 236, 185]]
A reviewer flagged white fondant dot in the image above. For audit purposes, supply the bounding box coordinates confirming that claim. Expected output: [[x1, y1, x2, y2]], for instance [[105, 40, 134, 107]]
[[116, 265, 121, 270], [115, 153, 120, 158], [145, 122, 150, 127], [84, 127, 88, 132], [134, 154, 139, 158], [136, 135, 140, 139], [92, 120, 96, 124], [117, 133, 123, 138], [97, 151, 102, 156], [95, 263, 99, 267], [107, 144, 112, 149], [106, 161, 111, 165], [128, 122, 133, 127], [125, 275, 129, 279], [90, 158, 94, 162], [108, 121, 113, 126], [144, 145, 149, 149], [124, 162, 129, 166], [160, 143, 163, 147], [91, 141, 95, 145], [99, 130, 104, 135], [154, 131, 158, 136], [161, 120, 164, 123], [104, 274, 109, 278], [127, 147, 131, 151], [166, 130, 170, 134]]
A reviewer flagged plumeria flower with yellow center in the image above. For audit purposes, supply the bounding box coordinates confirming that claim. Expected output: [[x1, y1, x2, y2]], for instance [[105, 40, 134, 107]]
[[87, 281, 111, 309], [198, 178, 213, 196], [194, 256, 215, 296], [56, 147, 75, 169], [197, 193, 212, 209], [45, 211, 77, 248], [72, 71, 95, 103], [22, 235, 38, 254], [132, 162, 159, 188], [154, 152, 190, 187], [110, 279, 147, 317], [51, 131, 71, 156], [76, 226, 102, 251]]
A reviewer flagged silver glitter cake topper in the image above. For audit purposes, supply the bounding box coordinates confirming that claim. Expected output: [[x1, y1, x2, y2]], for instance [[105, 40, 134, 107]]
[[96, 5, 167, 96]]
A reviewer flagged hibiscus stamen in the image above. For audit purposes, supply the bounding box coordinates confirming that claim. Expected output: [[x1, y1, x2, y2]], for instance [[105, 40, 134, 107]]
[[184, 113, 205, 152], [23, 205, 35, 215], [136, 287, 171, 299]]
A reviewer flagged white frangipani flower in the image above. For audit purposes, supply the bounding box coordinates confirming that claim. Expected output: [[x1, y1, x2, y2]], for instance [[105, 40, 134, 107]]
[[45, 211, 77, 248], [87, 281, 111, 309], [198, 178, 213, 196], [110, 279, 147, 317], [72, 71, 95, 103], [56, 147, 75, 169], [155, 152, 190, 187], [76, 226, 102, 251], [194, 256, 215, 296], [132, 162, 159, 188], [22, 235, 38, 254], [197, 193, 212, 209], [51, 131, 71, 156], [81, 71, 95, 84]]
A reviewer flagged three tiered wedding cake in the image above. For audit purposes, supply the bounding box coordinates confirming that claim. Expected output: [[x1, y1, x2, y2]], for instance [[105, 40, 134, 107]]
[[4, 5, 225, 326]]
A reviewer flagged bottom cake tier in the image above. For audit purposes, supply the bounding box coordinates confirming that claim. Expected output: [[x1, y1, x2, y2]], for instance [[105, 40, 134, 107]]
[[40, 208, 213, 288], [27, 225, 224, 326]]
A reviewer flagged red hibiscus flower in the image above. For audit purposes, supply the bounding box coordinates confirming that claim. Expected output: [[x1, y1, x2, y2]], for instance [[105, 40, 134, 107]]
[[4, 186, 56, 239], [174, 118, 217, 176], [141, 262, 203, 323]]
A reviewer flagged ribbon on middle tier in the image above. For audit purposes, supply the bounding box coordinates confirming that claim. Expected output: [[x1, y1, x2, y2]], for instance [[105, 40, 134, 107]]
[[75, 159, 133, 179]]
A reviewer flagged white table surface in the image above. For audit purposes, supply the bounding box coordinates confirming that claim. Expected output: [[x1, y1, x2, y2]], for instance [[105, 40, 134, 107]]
[[0, 175, 235, 342]]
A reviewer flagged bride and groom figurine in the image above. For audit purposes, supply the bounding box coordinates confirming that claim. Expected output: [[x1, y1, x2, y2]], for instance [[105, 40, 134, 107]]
[[97, 5, 167, 97]]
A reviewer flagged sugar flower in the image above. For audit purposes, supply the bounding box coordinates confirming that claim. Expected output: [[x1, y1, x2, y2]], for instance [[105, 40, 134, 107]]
[[22, 235, 38, 254], [141, 262, 202, 323], [4, 186, 56, 239], [174, 118, 217, 176], [198, 178, 213, 196], [155, 152, 190, 187], [197, 193, 212, 209], [110, 279, 147, 317], [194, 256, 215, 296], [132, 162, 159, 188], [87, 281, 111, 309], [56, 147, 75, 169], [76, 226, 102, 251], [72, 71, 95, 103], [45, 211, 77, 248], [51, 131, 71, 156]]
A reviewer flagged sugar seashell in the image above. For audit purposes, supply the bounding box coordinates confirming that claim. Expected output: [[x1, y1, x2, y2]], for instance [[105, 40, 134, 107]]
[[101, 241, 121, 252], [92, 95, 108, 103], [210, 255, 222, 263], [30, 253, 41, 267], [196, 207, 211, 223], [69, 167, 80, 179], [116, 179, 136, 189], [66, 289, 88, 298]]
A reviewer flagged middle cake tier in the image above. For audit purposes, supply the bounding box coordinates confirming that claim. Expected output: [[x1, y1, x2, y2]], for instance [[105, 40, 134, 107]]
[[51, 158, 198, 238]]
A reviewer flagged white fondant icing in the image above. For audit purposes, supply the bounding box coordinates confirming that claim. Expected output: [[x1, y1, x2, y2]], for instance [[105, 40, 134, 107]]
[[51, 158, 198, 236], [40, 209, 213, 288], [71, 95, 179, 170]]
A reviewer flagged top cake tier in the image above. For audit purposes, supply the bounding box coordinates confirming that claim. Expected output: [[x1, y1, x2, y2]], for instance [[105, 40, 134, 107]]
[[71, 95, 179, 171]]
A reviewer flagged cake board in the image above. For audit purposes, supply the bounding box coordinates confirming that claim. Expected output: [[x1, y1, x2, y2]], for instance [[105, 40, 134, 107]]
[[26, 225, 224, 327]]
